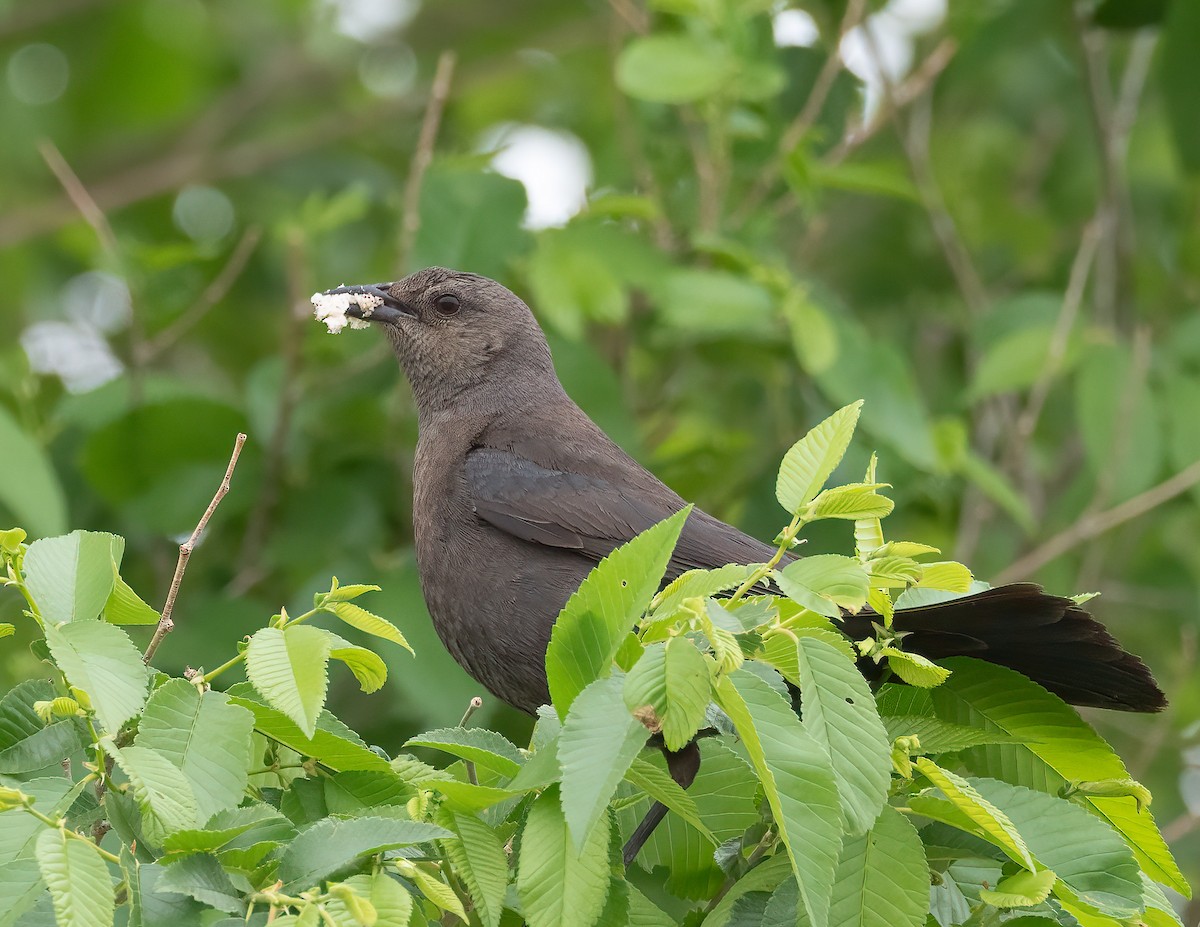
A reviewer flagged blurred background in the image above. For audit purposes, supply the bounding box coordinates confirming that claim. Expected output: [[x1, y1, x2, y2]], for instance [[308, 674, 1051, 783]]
[[1, 0, 1198, 901]]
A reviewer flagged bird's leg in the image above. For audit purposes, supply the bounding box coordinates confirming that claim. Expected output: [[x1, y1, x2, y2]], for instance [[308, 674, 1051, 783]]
[[622, 739, 702, 867]]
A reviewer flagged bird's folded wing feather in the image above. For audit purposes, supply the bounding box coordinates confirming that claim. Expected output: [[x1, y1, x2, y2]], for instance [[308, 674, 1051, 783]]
[[465, 447, 777, 573]]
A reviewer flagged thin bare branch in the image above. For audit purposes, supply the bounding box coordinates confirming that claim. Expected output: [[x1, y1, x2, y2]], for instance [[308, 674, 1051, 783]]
[[144, 432, 248, 664], [137, 226, 262, 363], [0, 0, 109, 39], [734, 0, 868, 224], [607, 0, 648, 34], [996, 458, 1200, 583], [37, 138, 119, 258], [397, 51, 457, 275]]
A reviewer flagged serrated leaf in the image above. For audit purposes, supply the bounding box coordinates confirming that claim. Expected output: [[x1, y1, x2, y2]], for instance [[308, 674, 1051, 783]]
[[44, 620, 150, 734], [808, 485, 894, 521], [326, 632, 388, 694], [979, 868, 1057, 907], [866, 556, 923, 587], [917, 562, 973, 592], [545, 508, 690, 717], [881, 716, 1022, 754], [651, 564, 758, 618], [226, 686, 390, 772], [323, 602, 412, 653], [438, 809, 507, 927], [405, 728, 523, 777], [828, 806, 928, 927], [35, 829, 114, 927], [160, 804, 293, 857], [775, 554, 869, 618], [0, 857, 46, 927], [854, 454, 885, 561], [716, 669, 841, 927], [324, 580, 383, 603], [623, 756, 714, 842], [791, 635, 891, 835], [776, 401, 863, 515], [23, 531, 121, 624], [0, 408, 66, 539], [102, 573, 160, 625], [560, 674, 650, 849], [0, 720, 88, 776], [972, 777, 1143, 918], [517, 785, 610, 927], [696, 600, 745, 673], [912, 757, 1033, 869], [155, 853, 243, 914], [279, 817, 451, 890], [245, 625, 332, 738], [882, 648, 951, 688], [402, 862, 466, 922], [930, 658, 1188, 896], [623, 638, 711, 751], [136, 680, 254, 823], [109, 744, 199, 844]]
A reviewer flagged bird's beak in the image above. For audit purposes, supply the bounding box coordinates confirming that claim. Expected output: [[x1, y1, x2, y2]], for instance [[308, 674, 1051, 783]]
[[319, 283, 417, 324]]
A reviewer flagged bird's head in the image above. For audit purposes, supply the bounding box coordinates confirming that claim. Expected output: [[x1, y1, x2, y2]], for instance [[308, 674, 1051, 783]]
[[316, 267, 559, 417]]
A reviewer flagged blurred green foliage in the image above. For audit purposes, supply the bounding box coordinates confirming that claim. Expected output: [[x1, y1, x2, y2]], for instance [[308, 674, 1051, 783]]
[[1, 0, 1199, 906]]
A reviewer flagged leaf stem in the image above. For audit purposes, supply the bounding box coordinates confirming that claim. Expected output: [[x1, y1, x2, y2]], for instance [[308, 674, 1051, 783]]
[[22, 804, 122, 864], [727, 515, 806, 604]]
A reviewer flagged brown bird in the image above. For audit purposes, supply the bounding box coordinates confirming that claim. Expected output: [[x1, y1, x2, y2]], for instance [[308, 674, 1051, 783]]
[[318, 266, 1164, 857]]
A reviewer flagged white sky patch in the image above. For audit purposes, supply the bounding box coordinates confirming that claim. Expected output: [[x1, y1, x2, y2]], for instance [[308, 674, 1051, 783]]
[[22, 321, 123, 393], [773, 8, 820, 48], [319, 0, 420, 42], [481, 124, 593, 230]]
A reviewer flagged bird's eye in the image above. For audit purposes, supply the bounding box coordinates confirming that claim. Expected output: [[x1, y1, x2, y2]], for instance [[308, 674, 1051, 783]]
[[435, 294, 460, 316]]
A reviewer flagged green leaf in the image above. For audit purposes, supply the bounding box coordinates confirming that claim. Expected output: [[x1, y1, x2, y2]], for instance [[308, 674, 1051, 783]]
[[623, 638, 711, 751], [775, 554, 869, 619], [1162, 0, 1200, 172], [791, 635, 891, 835], [324, 872, 411, 927], [405, 728, 523, 777], [35, 829, 114, 927], [0, 720, 88, 776], [827, 806, 928, 927], [916, 562, 973, 592], [716, 669, 841, 927], [930, 658, 1188, 896], [615, 33, 731, 104], [972, 777, 1143, 918], [0, 858, 45, 927], [969, 324, 1065, 399], [226, 687, 391, 772], [322, 579, 382, 603], [545, 507, 690, 717], [560, 674, 650, 849], [438, 809, 507, 927], [0, 406, 67, 539], [979, 868, 1057, 907], [156, 853, 244, 914], [776, 401, 863, 515], [398, 860, 466, 921], [0, 776, 73, 864], [279, 817, 451, 890], [912, 757, 1033, 870], [807, 485, 894, 521], [245, 625, 332, 738], [881, 715, 1021, 754], [881, 649, 951, 688], [865, 556, 922, 588], [651, 564, 758, 618], [517, 785, 611, 927], [102, 574, 160, 626], [109, 743, 200, 844], [323, 602, 412, 654], [24, 531, 122, 624], [135, 680, 254, 823], [160, 804, 293, 856], [44, 619, 150, 734], [327, 632, 388, 693], [782, 288, 839, 376], [623, 756, 714, 842], [702, 855, 793, 927]]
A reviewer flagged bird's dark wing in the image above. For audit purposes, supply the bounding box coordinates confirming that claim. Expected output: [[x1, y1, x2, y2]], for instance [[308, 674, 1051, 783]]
[[465, 447, 776, 573]]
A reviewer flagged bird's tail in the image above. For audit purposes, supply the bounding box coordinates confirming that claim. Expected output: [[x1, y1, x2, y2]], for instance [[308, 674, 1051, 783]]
[[841, 583, 1166, 712]]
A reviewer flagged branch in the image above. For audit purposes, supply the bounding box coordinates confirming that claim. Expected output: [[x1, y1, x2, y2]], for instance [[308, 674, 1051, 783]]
[[397, 51, 457, 275], [995, 458, 1200, 583], [0, 0, 107, 39], [144, 432, 247, 664], [36, 138, 119, 257], [734, 0, 868, 224], [136, 226, 262, 363]]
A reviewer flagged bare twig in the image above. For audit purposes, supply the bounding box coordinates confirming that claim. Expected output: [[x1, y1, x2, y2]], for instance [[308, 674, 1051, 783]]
[[459, 696, 484, 728], [0, 0, 108, 40], [144, 432, 247, 663], [136, 226, 262, 363], [1009, 218, 1106, 459], [606, 0, 648, 34], [397, 51, 457, 275], [36, 138, 119, 258], [996, 459, 1200, 582], [735, 0, 868, 224]]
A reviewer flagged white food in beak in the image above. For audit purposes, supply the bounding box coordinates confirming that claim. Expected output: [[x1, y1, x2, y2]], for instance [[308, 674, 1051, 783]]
[[310, 291, 384, 334]]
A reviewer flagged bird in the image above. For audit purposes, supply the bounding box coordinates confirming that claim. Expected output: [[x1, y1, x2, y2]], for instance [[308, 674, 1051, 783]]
[[317, 266, 1164, 857]]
